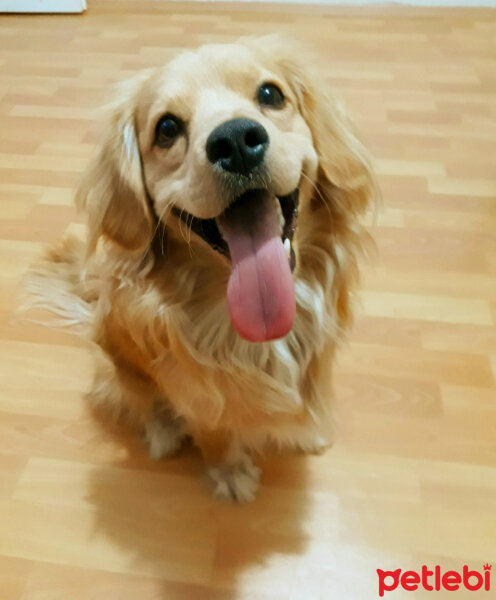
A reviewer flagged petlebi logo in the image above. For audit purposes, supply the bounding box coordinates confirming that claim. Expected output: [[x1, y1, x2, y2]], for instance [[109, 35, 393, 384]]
[[377, 564, 491, 596]]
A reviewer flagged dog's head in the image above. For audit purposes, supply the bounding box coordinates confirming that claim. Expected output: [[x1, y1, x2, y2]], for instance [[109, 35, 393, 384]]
[[78, 37, 376, 343]]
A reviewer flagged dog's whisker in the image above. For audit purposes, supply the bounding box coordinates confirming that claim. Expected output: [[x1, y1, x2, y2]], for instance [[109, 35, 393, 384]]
[[152, 199, 176, 255], [177, 208, 195, 257], [187, 212, 192, 244], [178, 208, 187, 242], [159, 203, 175, 255], [186, 213, 195, 257], [152, 199, 172, 238], [300, 172, 332, 220]]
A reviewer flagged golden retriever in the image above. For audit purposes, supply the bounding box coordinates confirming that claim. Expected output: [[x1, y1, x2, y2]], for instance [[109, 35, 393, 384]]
[[26, 36, 378, 501]]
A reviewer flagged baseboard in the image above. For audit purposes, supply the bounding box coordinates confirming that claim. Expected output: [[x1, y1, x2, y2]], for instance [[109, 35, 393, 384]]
[[162, 0, 496, 5]]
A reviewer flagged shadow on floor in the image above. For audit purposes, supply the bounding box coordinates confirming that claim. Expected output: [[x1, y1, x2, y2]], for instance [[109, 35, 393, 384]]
[[86, 406, 311, 600]]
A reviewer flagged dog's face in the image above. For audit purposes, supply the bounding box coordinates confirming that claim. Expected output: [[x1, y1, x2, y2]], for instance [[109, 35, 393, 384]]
[[137, 43, 317, 221], [79, 38, 375, 344]]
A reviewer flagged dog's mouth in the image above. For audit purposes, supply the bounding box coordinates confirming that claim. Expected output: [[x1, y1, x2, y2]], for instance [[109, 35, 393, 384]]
[[174, 189, 298, 269], [173, 188, 299, 343]]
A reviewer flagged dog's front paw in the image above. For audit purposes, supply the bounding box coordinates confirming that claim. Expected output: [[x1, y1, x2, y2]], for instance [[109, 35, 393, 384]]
[[303, 433, 332, 456], [207, 454, 261, 503], [144, 418, 186, 459]]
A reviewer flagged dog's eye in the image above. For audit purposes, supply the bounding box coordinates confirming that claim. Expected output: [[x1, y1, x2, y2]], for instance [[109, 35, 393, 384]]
[[257, 83, 285, 109], [155, 114, 183, 148]]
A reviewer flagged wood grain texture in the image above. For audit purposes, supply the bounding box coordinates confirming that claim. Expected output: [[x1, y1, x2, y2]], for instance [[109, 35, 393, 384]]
[[0, 3, 495, 599]]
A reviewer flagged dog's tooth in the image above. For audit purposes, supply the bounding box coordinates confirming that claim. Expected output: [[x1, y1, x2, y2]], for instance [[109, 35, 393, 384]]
[[283, 238, 291, 257]]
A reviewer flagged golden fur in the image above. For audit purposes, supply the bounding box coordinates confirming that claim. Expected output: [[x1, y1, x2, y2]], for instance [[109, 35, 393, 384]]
[[25, 37, 378, 502]]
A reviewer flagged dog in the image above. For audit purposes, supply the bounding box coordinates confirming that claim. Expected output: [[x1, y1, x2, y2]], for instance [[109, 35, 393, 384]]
[[26, 36, 378, 502]]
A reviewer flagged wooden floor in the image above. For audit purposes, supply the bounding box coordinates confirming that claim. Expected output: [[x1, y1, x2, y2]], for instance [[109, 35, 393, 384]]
[[1, 2, 496, 599]]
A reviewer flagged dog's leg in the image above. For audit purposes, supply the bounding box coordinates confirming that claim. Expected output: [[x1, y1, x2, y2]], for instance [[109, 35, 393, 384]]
[[144, 404, 188, 459], [193, 429, 261, 502], [262, 418, 332, 456], [89, 349, 187, 458], [287, 346, 334, 455], [286, 424, 332, 455]]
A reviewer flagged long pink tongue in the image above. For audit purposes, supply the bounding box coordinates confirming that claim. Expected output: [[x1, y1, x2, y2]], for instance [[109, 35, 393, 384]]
[[218, 190, 295, 342]]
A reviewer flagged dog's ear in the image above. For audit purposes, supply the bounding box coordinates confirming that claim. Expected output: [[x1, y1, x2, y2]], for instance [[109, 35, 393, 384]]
[[253, 36, 379, 223], [76, 73, 154, 255], [292, 71, 378, 222]]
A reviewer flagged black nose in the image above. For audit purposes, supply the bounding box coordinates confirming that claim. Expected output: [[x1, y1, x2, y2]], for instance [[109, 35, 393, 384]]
[[206, 118, 269, 176]]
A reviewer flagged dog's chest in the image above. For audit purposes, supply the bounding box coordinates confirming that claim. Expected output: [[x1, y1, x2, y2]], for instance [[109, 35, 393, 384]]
[[157, 280, 334, 418]]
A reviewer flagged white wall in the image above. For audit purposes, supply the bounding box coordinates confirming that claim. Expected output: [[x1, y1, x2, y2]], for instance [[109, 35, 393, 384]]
[[0, 0, 86, 12]]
